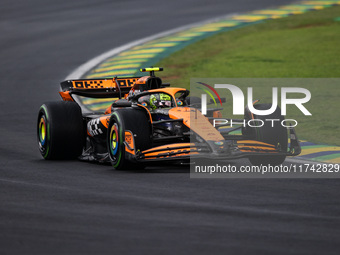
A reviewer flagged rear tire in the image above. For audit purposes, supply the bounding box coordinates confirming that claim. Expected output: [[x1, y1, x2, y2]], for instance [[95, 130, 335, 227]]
[[243, 104, 287, 166], [107, 108, 151, 170], [37, 101, 84, 160]]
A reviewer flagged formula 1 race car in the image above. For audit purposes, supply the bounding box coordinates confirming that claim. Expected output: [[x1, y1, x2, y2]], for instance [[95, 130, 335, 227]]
[[37, 67, 301, 169]]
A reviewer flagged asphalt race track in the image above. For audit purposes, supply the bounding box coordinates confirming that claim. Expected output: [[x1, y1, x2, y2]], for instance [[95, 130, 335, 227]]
[[1, 0, 340, 254]]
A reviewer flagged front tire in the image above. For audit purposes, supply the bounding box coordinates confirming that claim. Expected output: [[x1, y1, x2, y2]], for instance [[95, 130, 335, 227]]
[[107, 108, 151, 170], [37, 101, 84, 160]]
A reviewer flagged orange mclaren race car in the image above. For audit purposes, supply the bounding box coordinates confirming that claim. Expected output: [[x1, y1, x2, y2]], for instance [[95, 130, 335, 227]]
[[37, 67, 301, 169]]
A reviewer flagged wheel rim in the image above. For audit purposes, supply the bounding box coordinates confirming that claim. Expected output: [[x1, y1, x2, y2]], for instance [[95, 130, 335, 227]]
[[38, 116, 47, 146], [109, 123, 119, 158]]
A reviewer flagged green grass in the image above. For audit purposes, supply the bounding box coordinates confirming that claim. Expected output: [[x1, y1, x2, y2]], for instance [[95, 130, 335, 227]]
[[157, 6, 340, 146]]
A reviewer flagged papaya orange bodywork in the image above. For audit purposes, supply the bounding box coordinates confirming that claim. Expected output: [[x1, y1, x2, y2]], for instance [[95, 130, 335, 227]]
[[125, 131, 135, 155], [59, 91, 74, 101], [169, 107, 224, 142], [142, 143, 198, 159], [100, 116, 110, 128]]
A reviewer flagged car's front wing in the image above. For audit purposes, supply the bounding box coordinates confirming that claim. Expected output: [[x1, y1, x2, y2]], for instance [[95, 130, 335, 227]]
[[125, 127, 301, 163]]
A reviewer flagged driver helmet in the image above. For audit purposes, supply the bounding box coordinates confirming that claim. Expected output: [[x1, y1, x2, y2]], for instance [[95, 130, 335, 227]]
[[149, 93, 172, 109]]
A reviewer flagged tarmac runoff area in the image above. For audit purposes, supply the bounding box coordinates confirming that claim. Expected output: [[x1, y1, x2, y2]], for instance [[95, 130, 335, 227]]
[[68, 0, 340, 164]]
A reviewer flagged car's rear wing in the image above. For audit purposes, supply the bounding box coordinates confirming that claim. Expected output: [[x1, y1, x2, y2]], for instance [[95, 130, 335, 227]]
[[59, 77, 140, 100], [59, 68, 167, 101]]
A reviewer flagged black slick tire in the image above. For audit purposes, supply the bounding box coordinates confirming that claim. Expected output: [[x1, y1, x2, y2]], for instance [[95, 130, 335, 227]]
[[37, 101, 84, 160]]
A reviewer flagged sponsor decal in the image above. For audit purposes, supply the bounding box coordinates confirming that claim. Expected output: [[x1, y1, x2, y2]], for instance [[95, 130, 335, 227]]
[[87, 118, 103, 136], [125, 131, 134, 149]]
